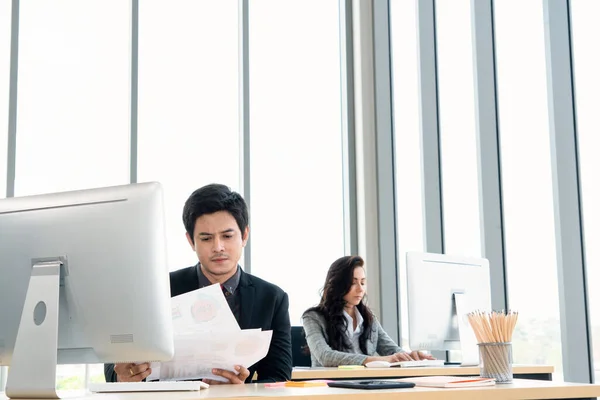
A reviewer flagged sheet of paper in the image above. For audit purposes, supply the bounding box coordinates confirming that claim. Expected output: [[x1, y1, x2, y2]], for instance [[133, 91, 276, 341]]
[[170, 283, 239, 332], [148, 330, 273, 382], [146, 284, 272, 382]]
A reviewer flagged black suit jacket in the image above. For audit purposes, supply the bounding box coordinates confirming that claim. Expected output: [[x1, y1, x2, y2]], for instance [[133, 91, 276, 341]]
[[105, 266, 292, 383]]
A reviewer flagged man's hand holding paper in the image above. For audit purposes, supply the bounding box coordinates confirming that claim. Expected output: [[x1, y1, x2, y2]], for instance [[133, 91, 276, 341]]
[[203, 365, 250, 385]]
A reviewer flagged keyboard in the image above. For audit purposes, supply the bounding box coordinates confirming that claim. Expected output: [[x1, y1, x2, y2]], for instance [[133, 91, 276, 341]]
[[394, 359, 445, 368], [89, 381, 209, 392]]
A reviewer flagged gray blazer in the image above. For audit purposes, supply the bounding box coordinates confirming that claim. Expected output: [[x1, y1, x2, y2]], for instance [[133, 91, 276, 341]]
[[302, 310, 404, 367]]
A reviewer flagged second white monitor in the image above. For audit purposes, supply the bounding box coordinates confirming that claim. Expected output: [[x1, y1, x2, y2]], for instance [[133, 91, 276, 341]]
[[406, 251, 491, 352]]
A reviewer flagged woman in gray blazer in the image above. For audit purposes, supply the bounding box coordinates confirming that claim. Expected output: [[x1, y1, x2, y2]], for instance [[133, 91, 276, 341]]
[[302, 255, 435, 367]]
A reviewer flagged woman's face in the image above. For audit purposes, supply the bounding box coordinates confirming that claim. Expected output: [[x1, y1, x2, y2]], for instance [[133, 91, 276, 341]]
[[343, 266, 366, 308]]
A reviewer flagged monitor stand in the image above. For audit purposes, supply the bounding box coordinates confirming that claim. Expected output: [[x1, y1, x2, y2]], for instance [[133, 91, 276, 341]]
[[6, 257, 66, 399], [442, 351, 461, 365], [453, 292, 479, 366]]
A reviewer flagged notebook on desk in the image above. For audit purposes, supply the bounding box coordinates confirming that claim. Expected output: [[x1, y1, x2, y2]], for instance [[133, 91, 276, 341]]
[[398, 376, 495, 388]]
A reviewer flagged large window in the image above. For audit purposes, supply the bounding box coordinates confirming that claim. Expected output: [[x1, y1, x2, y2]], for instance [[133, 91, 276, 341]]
[[571, 0, 600, 382], [249, 0, 345, 325], [0, 1, 12, 198], [390, 0, 423, 348], [137, 0, 240, 273], [15, 0, 131, 388], [494, 0, 563, 378], [15, 0, 130, 197], [436, 0, 481, 258]]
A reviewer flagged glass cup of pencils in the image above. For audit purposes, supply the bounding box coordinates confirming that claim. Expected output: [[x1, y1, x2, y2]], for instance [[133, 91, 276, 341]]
[[468, 311, 518, 384]]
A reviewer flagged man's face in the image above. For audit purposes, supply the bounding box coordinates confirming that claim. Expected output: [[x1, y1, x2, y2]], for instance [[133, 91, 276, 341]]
[[186, 211, 248, 281]]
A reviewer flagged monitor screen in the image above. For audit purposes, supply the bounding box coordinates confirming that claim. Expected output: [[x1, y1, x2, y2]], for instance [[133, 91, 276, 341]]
[[406, 251, 491, 356], [0, 182, 174, 398]]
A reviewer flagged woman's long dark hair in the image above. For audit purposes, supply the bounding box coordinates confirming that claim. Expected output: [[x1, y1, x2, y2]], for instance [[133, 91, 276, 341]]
[[303, 255, 374, 354]]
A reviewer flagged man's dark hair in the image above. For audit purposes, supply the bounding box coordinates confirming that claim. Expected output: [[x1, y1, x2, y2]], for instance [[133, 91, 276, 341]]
[[182, 184, 249, 244]]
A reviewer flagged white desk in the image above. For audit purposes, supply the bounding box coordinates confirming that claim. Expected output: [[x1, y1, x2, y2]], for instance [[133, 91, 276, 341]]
[[2, 379, 599, 400]]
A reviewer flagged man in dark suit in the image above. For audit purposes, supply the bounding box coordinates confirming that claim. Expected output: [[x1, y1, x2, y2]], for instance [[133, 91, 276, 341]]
[[105, 184, 292, 384]]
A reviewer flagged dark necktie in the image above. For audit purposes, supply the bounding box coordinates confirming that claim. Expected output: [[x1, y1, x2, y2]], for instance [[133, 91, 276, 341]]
[[220, 284, 232, 298], [220, 283, 240, 324]]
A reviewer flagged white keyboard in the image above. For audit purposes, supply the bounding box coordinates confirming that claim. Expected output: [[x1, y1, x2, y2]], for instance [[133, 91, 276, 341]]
[[89, 381, 209, 393], [394, 359, 445, 368]]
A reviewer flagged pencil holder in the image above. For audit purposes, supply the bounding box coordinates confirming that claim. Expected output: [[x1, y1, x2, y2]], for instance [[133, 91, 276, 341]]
[[478, 342, 512, 383]]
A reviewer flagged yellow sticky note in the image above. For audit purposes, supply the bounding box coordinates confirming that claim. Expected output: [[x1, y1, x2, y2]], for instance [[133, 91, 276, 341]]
[[338, 365, 365, 370]]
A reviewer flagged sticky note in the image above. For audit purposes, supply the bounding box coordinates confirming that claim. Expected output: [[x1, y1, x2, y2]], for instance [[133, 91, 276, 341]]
[[338, 365, 365, 370], [285, 380, 331, 387], [265, 382, 287, 388]]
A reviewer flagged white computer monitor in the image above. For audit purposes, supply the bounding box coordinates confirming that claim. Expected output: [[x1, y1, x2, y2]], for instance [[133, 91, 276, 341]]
[[0, 182, 174, 398], [406, 251, 492, 365]]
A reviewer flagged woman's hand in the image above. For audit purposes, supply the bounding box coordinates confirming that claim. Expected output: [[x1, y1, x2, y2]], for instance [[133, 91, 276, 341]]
[[404, 351, 435, 360], [388, 351, 436, 362]]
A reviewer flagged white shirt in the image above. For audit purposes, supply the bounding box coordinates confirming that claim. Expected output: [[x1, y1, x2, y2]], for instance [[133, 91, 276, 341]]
[[343, 308, 364, 354]]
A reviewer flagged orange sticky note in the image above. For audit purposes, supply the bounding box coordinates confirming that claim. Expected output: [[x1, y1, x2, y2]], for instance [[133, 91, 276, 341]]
[[285, 380, 331, 387]]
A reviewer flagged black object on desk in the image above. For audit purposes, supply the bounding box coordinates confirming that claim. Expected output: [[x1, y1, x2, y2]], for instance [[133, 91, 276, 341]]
[[327, 380, 416, 390]]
